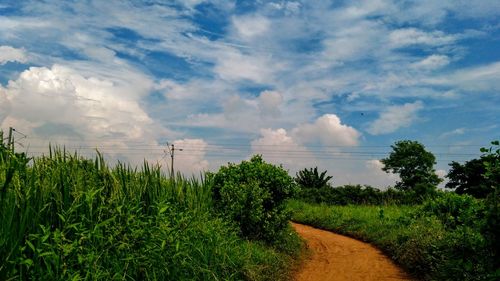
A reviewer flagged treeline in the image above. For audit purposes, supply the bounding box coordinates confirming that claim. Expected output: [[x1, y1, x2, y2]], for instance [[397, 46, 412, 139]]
[[295, 140, 500, 205], [296, 184, 433, 205]]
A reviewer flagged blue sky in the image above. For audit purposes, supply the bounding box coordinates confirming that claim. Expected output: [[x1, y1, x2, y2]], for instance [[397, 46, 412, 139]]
[[0, 0, 499, 187]]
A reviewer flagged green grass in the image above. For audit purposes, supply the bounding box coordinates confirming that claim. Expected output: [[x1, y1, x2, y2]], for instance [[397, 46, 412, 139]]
[[0, 147, 300, 280], [288, 199, 498, 281]]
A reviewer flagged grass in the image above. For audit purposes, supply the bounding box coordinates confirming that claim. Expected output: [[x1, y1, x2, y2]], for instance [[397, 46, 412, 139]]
[[288, 199, 498, 281], [0, 146, 301, 280]]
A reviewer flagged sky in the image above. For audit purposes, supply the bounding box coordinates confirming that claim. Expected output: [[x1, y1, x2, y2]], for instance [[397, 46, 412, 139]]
[[0, 0, 499, 188]]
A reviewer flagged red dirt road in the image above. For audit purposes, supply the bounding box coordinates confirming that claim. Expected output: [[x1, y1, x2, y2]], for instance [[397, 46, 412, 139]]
[[292, 223, 414, 281]]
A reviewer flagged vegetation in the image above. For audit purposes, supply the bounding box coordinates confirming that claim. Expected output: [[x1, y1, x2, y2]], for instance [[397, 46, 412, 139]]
[[291, 140, 500, 280], [289, 194, 499, 281], [295, 167, 332, 189], [210, 155, 299, 245], [381, 140, 442, 191], [0, 143, 301, 280], [446, 155, 497, 198], [295, 184, 439, 205]]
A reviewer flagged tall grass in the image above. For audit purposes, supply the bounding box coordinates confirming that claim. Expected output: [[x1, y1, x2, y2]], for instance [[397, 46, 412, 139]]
[[0, 145, 297, 280]]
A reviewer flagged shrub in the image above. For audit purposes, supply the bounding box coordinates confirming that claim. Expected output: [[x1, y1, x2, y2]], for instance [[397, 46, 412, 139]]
[[210, 155, 296, 243]]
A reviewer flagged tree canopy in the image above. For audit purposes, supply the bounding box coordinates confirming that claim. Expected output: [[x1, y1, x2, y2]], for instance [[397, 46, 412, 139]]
[[446, 156, 497, 198], [295, 167, 332, 189], [381, 140, 441, 190]]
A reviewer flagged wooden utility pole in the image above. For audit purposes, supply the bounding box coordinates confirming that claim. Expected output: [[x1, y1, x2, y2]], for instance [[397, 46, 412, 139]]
[[7, 127, 14, 151], [170, 143, 175, 177]]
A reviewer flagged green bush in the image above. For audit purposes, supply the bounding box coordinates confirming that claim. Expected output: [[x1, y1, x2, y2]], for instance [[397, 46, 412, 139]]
[[210, 155, 296, 243]]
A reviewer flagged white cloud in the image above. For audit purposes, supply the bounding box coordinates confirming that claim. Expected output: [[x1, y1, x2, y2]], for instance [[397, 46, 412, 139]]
[[214, 48, 279, 83], [363, 159, 399, 188], [0, 46, 28, 64], [1, 64, 172, 165], [251, 128, 315, 169], [0, 89, 11, 124], [439, 128, 466, 139], [367, 101, 424, 135], [232, 15, 271, 39], [389, 28, 456, 48], [172, 138, 209, 174], [292, 114, 361, 146], [258, 90, 282, 118], [447, 61, 500, 92], [412, 54, 450, 70]]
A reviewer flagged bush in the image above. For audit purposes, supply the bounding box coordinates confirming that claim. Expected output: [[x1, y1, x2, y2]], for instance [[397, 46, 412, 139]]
[[210, 155, 296, 243]]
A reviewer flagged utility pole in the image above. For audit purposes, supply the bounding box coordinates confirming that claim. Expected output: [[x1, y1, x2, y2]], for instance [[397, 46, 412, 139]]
[[7, 127, 14, 152], [170, 143, 175, 177], [165, 142, 183, 177]]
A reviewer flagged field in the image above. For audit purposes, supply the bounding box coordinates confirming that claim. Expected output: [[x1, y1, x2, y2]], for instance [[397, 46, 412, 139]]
[[0, 147, 301, 280]]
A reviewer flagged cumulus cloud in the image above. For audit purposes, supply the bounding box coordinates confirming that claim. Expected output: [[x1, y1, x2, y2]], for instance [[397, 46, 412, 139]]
[[363, 159, 399, 188], [0, 45, 27, 64], [292, 114, 361, 146], [172, 138, 209, 174], [0, 64, 172, 165], [367, 101, 424, 135], [0, 89, 11, 124], [251, 128, 315, 169], [258, 90, 282, 118]]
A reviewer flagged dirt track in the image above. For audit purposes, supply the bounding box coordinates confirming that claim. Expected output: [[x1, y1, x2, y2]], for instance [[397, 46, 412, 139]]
[[292, 223, 413, 281]]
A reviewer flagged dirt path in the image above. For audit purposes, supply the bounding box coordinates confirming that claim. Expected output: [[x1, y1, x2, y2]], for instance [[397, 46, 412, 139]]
[[292, 223, 413, 281]]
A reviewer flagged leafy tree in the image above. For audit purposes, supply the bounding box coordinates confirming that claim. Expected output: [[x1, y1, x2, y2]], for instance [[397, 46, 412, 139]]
[[295, 167, 332, 189], [446, 156, 497, 198], [381, 140, 442, 190]]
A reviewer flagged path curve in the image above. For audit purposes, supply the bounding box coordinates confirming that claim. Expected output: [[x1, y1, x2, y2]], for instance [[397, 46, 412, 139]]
[[292, 223, 414, 281]]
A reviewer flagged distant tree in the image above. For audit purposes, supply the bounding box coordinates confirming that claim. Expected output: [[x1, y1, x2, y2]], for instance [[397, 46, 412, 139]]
[[381, 140, 442, 190], [446, 156, 497, 198], [295, 167, 332, 189]]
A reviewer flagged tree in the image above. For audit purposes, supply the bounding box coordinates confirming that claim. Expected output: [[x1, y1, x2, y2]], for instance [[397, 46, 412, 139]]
[[381, 140, 442, 190], [295, 167, 332, 189], [446, 156, 497, 198]]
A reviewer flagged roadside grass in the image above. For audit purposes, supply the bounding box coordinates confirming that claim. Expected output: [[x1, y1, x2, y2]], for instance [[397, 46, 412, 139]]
[[288, 199, 497, 281], [0, 147, 300, 280]]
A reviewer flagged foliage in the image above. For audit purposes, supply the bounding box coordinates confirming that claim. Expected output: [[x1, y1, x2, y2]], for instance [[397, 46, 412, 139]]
[[289, 194, 498, 281], [295, 167, 332, 189], [480, 141, 500, 269], [296, 184, 435, 206], [446, 156, 497, 198], [381, 140, 441, 191], [0, 145, 299, 281], [210, 155, 297, 243]]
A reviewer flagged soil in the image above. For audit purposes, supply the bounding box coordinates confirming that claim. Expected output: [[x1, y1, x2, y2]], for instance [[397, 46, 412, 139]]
[[292, 223, 414, 281]]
